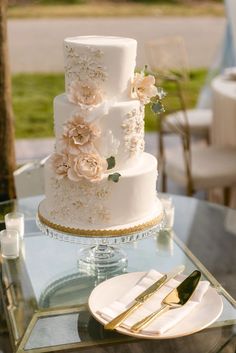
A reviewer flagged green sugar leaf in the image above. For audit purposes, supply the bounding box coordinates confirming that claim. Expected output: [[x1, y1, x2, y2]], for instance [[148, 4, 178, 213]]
[[108, 173, 121, 183], [152, 101, 165, 114], [106, 156, 116, 170]]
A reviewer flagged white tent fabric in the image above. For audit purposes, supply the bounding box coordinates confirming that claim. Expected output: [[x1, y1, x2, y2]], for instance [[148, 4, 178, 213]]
[[197, 0, 236, 108], [226, 0, 236, 60]]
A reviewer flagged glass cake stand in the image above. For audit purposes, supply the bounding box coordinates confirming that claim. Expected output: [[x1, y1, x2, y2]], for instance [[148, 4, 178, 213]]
[[36, 214, 166, 277]]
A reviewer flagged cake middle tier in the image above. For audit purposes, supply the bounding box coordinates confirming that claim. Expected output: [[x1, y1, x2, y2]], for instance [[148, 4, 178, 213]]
[[54, 94, 145, 169], [43, 152, 160, 230]]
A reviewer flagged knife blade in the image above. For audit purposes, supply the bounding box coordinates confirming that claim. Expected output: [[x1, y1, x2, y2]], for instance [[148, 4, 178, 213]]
[[131, 269, 201, 332], [104, 264, 185, 330]]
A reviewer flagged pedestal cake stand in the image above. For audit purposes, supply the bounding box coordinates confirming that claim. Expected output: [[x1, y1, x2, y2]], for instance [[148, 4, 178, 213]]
[[36, 205, 166, 277]]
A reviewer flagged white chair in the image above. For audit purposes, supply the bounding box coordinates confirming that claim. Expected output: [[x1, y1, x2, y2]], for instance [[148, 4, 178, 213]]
[[146, 37, 212, 142], [157, 80, 236, 206], [165, 144, 236, 205], [14, 157, 48, 198], [163, 109, 212, 143]]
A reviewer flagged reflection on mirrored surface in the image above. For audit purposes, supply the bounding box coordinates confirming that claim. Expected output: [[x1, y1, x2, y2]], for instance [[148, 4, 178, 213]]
[[25, 314, 81, 349], [39, 272, 98, 308]]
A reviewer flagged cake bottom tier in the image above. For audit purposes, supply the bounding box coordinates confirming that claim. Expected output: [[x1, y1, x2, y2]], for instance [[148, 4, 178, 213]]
[[39, 152, 163, 234]]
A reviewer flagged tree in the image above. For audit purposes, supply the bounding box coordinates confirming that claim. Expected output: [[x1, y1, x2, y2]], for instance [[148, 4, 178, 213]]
[[0, 0, 16, 201]]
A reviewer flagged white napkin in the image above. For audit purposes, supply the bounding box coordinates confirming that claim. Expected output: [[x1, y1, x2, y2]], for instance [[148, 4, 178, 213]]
[[98, 270, 210, 335]]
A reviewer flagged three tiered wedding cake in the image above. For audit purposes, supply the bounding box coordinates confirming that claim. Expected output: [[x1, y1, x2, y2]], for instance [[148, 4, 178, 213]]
[[38, 36, 163, 235]]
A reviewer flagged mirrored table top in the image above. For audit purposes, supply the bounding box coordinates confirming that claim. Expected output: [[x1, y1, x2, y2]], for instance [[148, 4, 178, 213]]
[[0, 194, 236, 353]]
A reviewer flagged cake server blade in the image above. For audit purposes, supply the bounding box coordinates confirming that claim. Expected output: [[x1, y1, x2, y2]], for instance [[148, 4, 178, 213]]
[[131, 269, 201, 332]]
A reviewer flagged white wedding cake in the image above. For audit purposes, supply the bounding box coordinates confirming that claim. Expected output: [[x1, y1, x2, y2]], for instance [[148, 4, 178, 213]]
[[38, 36, 163, 235]]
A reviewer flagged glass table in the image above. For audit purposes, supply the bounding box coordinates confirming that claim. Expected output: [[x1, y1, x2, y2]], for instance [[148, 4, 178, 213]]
[[0, 194, 236, 353]]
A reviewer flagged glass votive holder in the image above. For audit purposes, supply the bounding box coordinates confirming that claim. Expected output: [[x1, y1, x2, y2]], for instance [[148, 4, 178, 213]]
[[5, 212, 24, 238], [160, 195, 175, 229], [156, 230, 174, 257], [0, 229, 20, 259]]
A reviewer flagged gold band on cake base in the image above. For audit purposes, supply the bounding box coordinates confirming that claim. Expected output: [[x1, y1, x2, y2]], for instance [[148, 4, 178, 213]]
[[38, 201, 164, 237]]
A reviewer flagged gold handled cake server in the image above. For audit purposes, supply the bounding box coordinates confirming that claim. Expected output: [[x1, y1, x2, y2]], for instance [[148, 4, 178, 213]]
[[104, 265, 185, 330], [131, 270, 201, 332]]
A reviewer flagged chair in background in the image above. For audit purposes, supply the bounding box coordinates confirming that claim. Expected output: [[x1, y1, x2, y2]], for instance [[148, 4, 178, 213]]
[[146, 36, 212, 144], [158, 76, 236, 206], [14, 157, 48, 198]]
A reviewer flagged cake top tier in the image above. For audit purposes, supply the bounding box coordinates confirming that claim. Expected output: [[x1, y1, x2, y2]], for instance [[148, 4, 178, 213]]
[[65, 35, 136, 46], [64, 36, 137, 103]]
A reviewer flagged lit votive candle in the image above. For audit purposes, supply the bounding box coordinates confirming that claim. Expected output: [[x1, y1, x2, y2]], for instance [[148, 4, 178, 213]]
[[0, 229, 20, 259], [5, 212, 24, 238]]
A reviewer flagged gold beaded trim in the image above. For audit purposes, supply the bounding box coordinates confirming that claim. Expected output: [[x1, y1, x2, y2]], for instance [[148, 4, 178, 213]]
[[38, 203, 163, 237]]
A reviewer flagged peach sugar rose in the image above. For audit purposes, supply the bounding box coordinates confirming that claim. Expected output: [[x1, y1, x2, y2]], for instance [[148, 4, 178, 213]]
[[52, 152, 70, 180], [132, 72, 158, 104], [68, 79, 103, 107], [68, 153, 107, 182], [62, 113, 101, 154]]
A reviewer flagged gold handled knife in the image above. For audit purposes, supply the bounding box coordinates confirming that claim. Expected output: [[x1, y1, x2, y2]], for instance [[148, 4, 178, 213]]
[[104, 265, 185, 330], [131, 270, 201, 332]]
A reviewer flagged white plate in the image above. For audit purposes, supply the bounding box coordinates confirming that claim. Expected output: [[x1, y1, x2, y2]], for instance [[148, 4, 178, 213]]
[[88, 272, 223, 339]]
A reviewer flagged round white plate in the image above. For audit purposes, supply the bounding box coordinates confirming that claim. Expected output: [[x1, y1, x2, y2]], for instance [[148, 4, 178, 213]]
[[88, 271, 223, 339]]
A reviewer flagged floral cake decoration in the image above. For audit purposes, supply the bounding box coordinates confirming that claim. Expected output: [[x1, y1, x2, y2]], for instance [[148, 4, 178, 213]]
[[68, 80, 104, 108], [52, 112, 120, 184], [52, 63, 165, 184], [131, 67, 166, 112], [121, 68, 166, 157], [131, 71, 158, 104], [65, 44, 107, 111]]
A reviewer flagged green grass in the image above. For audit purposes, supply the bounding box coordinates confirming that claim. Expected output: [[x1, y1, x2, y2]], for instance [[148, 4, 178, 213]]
[[12, 73, 64, 138], [8, 2, 224, 18], [12, 69, 207, 138]]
